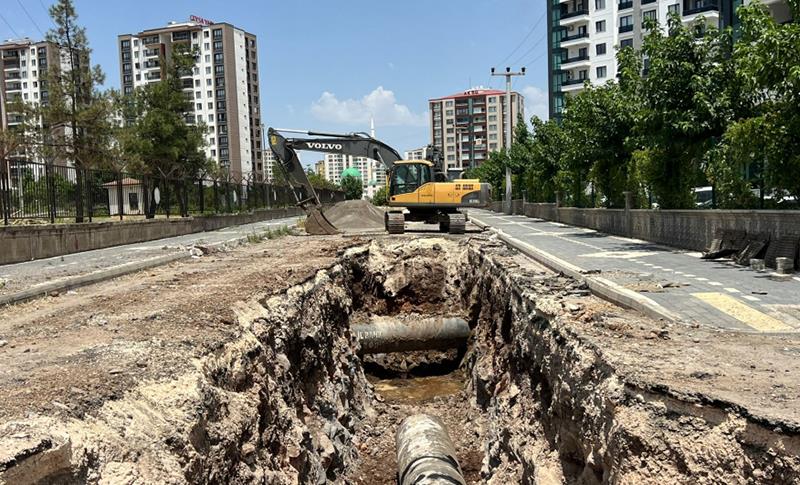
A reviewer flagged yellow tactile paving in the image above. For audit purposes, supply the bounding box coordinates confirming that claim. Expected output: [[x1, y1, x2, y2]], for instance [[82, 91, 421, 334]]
[[692, 292, 794, 332]]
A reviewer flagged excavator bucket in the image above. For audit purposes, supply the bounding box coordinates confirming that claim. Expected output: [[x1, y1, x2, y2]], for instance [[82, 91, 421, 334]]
[[303, 206, 340, 235]]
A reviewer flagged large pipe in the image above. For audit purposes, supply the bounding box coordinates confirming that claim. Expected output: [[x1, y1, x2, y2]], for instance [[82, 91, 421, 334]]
[[352, 316, 470, 354], [396, 414, 466, 485]]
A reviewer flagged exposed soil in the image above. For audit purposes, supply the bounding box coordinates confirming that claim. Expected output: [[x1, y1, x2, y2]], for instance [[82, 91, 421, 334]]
[[0, 235, 361, 422], [1, 233, 800, 484]]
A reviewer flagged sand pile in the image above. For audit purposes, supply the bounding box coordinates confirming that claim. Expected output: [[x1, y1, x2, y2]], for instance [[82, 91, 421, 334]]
[[323, 199, 386, 232]]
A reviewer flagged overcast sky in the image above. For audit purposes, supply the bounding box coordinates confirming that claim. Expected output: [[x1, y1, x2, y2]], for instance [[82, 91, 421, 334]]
[[1, 0, 549, 160]]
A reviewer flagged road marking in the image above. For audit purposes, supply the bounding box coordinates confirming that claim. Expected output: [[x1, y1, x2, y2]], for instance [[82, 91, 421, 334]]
[[794, 277, 800, 283], [692, 292, 792, 332], [709, 282, 723, 286], [695, 277, 709, 281], [652, 265, 663, 269], [724, 288, 741, 293], [674, 271, 684, 275], [685, 274, 696, 278], [743, 295, 761, 302]]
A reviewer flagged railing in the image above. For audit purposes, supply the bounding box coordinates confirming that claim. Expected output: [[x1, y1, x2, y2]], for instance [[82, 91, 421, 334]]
[[561, 32, 589, 42], [683, 0, 718, 15], [562, 78, 586, 86], [619, 24, 634, 33], [0, 160, 345, 225], [561, 54, 590, 65], [618, 0, 634, 8], [560, 9, 589, 19]]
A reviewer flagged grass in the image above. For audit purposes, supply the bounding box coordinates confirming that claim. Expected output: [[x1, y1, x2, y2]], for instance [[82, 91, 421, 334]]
[[246, 225, 293, 243]]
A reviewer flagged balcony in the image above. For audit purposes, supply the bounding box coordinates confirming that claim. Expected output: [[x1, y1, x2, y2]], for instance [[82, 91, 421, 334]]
[[642, 0, 657, 3], [683, 0, 718, 15], [619, 24, 634, 33], [560, 8, 589, 25], [4, 72, 21, 80], [560, 31, 590, 47], [562, 78, 586, 91], [561, 54, 590, 66], [618, 0, 633, 8], [2, 51, 19, 59], [561, 8, 589, 20], [5, 82, 21, 91]]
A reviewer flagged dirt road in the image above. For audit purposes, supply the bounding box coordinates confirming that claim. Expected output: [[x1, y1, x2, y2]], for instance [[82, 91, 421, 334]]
[[0, 234, 358, 422]]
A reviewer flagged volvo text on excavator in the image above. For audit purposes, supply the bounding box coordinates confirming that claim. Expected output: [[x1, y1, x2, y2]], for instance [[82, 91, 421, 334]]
[[267, 127, 492, 235]]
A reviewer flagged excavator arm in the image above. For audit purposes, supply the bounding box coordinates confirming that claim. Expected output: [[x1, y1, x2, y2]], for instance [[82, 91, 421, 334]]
[[267, 127, 403, 234]]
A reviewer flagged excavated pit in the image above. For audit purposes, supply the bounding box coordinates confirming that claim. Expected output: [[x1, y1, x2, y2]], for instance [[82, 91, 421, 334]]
[[3, 236, 800, 484]]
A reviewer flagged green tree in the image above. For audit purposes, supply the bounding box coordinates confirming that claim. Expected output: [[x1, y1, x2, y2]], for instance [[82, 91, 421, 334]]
[[43, 0, 116, 221], [629, 14, 738, 208], [467, 149, 506, 200], [306, 169, 339, 190], [371, 186, 388, 206], [524, 117, 565, 203], [340, 174, 363, 200], [721, 0, 800, 204]]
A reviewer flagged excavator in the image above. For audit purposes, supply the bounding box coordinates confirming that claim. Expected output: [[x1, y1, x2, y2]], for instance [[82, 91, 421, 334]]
[[268, 128, 492, 235]]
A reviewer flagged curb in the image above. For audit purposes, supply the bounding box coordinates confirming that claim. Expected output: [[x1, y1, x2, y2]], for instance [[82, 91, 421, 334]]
[[469, 215, 683, 324], [0, 219, 298, 308]]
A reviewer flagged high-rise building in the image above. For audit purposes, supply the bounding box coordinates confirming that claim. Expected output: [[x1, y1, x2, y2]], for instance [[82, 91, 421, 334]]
[[321, 153, 386, 199], [546, 0, 794, 120], [118, 17, 264, 180], [428, 88, 524, 178], [0, 38, 65, 161], [404, 147, 426, 160], [314, 160, 325, 177]]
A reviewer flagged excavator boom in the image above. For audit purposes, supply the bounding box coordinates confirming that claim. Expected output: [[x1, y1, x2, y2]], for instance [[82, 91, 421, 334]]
[[268, 127, 403, 235]]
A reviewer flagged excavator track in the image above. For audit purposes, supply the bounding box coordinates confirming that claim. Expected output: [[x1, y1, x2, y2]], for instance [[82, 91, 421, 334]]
[[447, 213, 466, 235], [386, 212, 405, 234]]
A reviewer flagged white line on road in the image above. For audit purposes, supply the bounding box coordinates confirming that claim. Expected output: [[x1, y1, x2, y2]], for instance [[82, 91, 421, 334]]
[[695, 277, 709, 281], [743, 295, 761, 302], [685, 274, 696, 278], [709, 282, 723, 286], [725, 288, 741, 293]]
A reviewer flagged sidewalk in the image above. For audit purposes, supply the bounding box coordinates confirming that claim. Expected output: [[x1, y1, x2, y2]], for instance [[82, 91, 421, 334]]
[[469, 210, 800, 333], [0, 216, 300, 305]]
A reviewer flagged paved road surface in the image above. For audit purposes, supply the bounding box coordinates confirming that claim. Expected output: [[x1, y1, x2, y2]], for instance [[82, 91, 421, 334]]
[[469, 210, 800, 333], [0, 216, 300, 298]]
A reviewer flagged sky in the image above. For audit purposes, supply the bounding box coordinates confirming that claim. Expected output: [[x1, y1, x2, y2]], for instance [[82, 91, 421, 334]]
[[0, 0, 550, 161]]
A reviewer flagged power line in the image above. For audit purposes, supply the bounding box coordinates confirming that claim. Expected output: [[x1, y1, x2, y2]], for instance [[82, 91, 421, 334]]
[[523, 50, 548, 69], [16, 0, 45, 37], [510, 32, 547, 67], [495, 10, 547, 69], [0, 13, 21, 38]]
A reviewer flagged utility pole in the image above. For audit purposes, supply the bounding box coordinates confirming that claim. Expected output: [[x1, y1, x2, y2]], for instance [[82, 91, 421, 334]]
[[491, 66, 525, 214]]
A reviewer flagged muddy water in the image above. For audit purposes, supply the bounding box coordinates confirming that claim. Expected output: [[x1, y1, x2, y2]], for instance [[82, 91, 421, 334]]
[[367, 371, 466, 404]]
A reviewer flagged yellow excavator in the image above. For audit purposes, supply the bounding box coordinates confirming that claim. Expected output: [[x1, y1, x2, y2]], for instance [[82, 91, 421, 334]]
[[267, 127, 492, 235]]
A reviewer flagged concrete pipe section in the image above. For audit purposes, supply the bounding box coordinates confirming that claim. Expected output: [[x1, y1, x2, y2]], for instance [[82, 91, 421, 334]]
[[352, 316, 470, 355], [396, 414, 466, 485]]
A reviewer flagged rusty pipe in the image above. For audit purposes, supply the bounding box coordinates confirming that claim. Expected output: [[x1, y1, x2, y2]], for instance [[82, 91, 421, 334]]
[[352, 316, 469, 354], [396, 414, 466, 485]]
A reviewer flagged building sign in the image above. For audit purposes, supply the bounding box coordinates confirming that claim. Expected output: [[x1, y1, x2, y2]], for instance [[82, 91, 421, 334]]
[[189, 15, 214, 26]]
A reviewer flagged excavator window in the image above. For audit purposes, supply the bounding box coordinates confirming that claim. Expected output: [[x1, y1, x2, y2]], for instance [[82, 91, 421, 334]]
[[391, 163, 431, 195]]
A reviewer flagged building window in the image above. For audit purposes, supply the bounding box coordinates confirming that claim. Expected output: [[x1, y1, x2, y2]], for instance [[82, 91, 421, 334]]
[[595, 20, 606, 33], [205, 66, 211, 74], [208, 102, 213, 109], [206, 79, 212, 86], [643, 9, 657, 24], [668, 3, 680, 14], [213, 29, 222, 39], [595, 0, 605, 9], [196, 103, 202, 110], [596, 43, 607, 55], [597, 66, 607, 78], [620, 15, 633, 27], [488, 115, 497, 122], [620, 38, 634, 48], [445, 100, 454, 107], [196, 91, 201, 99], [488, 106, 497, 113]]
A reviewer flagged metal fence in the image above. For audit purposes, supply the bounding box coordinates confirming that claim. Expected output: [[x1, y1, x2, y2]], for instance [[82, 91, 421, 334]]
[[0, 161, 344, 225]]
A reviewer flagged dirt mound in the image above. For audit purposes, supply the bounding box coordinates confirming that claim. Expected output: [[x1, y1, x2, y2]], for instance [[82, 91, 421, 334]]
[[323, 199, 386, 232]]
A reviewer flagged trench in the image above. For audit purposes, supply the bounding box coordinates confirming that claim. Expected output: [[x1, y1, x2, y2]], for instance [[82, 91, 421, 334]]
[[4, 236, 800, 484]]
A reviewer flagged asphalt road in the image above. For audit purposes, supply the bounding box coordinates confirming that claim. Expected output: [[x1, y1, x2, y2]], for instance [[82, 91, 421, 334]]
[[0, 216, 301, 298], [470, 210, 800, 333]]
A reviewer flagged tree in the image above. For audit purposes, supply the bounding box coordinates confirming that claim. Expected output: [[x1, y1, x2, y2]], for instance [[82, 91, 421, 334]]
[[306, 169, 339, 190], [43, 0, 115, 221], [117, 44, 210, 216], [340, 175, 363, 200], [524, 117, 565, 203], [721, 0, 800, 204], [467, 149, 506, 200], [371, 186, 388, 206], [628, 14, 739, 209]]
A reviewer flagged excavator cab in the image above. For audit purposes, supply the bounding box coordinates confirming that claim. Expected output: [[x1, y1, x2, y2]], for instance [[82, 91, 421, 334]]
[[389, 162, 435, 197]]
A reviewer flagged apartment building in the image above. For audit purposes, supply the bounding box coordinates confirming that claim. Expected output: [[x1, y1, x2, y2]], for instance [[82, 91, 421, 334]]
[[321, 153, 387, 199], [547, 0, 793, 119], [404, 147, 426, 160], [118, 18, 264, 181], [0, 39, 64, 159], [428, 88, 524, 178]]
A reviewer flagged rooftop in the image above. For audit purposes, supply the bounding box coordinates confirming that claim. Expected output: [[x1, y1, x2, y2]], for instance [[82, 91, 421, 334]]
[[430, 88, 514, 102]]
